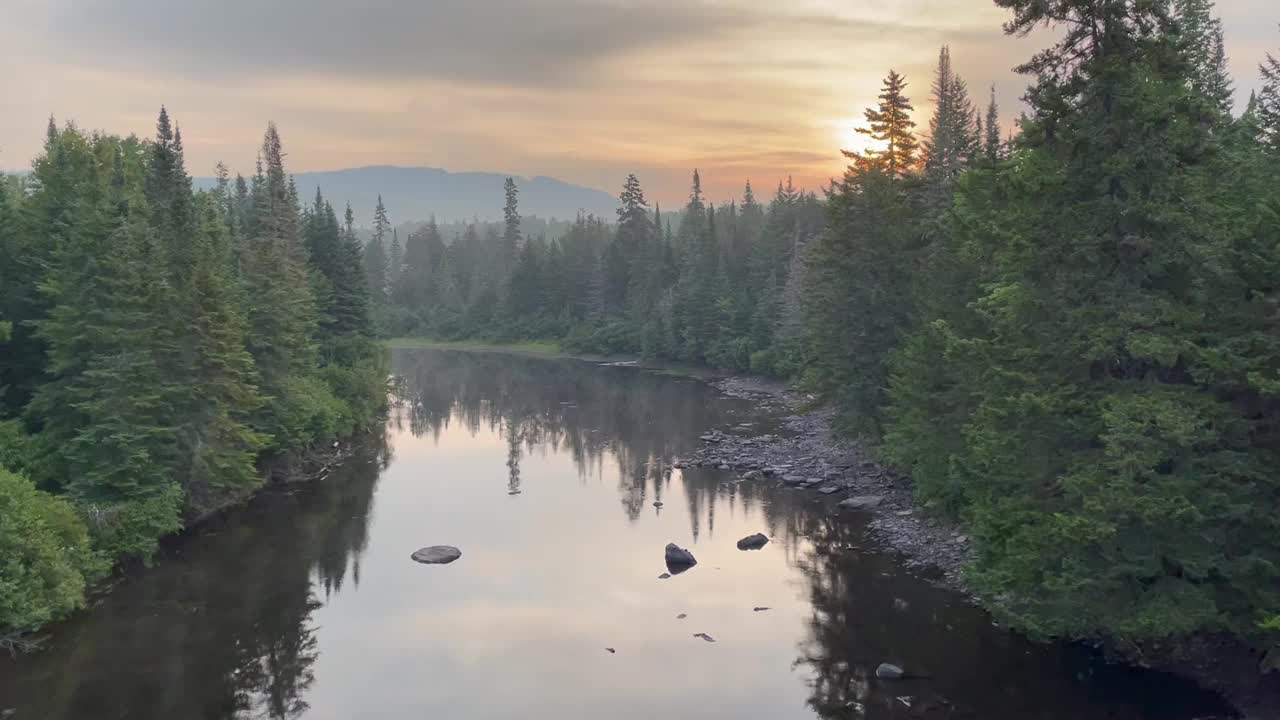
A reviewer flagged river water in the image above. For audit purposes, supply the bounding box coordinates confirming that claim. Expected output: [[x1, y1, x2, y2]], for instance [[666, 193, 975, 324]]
[[0, 349, 1234, 719]]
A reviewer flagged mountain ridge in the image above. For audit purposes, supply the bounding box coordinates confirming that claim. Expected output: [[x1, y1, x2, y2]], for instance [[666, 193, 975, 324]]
[[193, 164, 619, 224]]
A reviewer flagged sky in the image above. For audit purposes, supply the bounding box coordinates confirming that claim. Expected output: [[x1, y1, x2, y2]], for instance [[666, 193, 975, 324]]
[[1, 0, 1275, 206]]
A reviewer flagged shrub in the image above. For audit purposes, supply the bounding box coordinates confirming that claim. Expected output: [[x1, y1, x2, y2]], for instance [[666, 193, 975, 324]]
[[0, 468, 103, 633]]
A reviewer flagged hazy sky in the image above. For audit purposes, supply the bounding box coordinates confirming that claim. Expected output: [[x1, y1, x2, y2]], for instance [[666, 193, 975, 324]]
[[2, 0, 1275, 205]]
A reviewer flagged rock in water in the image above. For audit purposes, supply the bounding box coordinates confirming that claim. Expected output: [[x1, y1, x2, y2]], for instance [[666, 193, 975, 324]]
[[736, 533, 770, 550], [665, 543, 697, 567], [411, 546, 462, 565], [839, 495, 885, 511], [658, 573, 671, 580], [693, 633, 716, 643], [605, 647, 616, 654], [876, 663, 905, 680], [676, 613, 687, 619], [753, 606, 771, 612]]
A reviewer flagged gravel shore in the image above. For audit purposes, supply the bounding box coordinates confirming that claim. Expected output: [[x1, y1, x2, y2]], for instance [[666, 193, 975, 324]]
[[682, 375, 973, 591]]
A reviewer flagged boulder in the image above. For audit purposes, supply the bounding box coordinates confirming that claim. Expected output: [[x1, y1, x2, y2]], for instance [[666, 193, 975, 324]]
[[876, 663, 905, 680], [736, 533, 770, 550], [838, 495, 884, 511], [665, 543, 697, 568], [411, 546, 462, 565]]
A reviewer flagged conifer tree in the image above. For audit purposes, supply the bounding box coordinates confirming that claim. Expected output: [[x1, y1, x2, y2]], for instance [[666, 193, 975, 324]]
[[923, 46, 977, 207], [241, 124, 318, 441], [1174, 0, 1233, 114], [388, 228, 403, 290], [850, 70, 918, 180], [30, 136, 184, 557], [984, 86, 1002, 164], [364, 195, 390, 303], [1261, 35, 1280, 148]]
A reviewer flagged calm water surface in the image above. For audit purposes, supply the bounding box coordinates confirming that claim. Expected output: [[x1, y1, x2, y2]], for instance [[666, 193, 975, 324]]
[[0, 349, 1233, 719]]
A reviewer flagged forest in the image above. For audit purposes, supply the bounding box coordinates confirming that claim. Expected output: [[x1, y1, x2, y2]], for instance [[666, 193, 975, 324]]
[[0, 114, 386, 643], [2, 0, 1280, 678], [362, 0, 1280, 654]]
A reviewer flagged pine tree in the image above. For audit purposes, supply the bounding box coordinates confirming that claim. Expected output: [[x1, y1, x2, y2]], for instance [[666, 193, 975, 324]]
[[179, 193, 266, 510], [499, 178, 522, 308], [984, 86, 1002, 164], [1173, 0, 1233, 114], [1261, 34, 1280, 148], [388, 228, 403, 290], [850, 70, 918, 180], [927, 0, 1267, 639], [241, 124, 318, 442], [616, 174, 651, 316], [923, 46, 977, 208], [29, 136, 184, 557], [364, 195, 390, 303]]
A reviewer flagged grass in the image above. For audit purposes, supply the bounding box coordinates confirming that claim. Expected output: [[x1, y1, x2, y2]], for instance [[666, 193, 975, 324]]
[[382, 337, 727, 380], [384, 337, 565, 355]]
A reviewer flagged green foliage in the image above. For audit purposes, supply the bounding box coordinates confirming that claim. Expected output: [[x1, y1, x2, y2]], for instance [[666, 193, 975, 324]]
[[0, 113, 383, 635], [0, 468, 102, 633], [380, 171, 822, 376]]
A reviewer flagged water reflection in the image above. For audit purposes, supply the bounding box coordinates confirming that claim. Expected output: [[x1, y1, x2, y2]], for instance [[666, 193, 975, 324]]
[[0, 434, 387, 720], [0, 349, 1234, 720]]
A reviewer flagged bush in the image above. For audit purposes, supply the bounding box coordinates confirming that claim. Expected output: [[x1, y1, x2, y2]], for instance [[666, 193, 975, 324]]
[[83, 482, 184, 562], [0, 419, 35, 475], [0, 468, 103, 633]]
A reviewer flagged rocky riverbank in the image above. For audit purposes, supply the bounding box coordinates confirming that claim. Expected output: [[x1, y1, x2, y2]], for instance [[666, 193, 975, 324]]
[[679, 376, 973, 590], [688, 375, 1277, 720]]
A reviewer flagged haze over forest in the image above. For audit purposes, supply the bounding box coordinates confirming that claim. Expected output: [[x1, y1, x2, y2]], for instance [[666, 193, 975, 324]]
[[2, 0, 1274, 204], [4, 1, 1280, 718]]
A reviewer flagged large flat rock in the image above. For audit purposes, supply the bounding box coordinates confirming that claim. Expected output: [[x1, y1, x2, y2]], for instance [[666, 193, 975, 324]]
[[411, 545, 462, 564]]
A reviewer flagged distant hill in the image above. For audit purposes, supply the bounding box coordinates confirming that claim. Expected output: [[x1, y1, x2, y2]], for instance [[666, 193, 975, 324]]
[[194, 165, 618, 224]]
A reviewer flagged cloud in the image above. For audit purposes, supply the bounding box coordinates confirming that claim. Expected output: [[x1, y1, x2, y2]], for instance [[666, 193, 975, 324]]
[[5, 0, 1275, 206], [41, 0, 756, 88]]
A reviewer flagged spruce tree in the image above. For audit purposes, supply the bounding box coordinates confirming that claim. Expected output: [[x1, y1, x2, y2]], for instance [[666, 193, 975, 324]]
[[923, 45, 977, 208], [984, 86, 1002, 164], [1173, 0, 1233, 114], [364, 195, 390, 303], [241, 124, 318, 443], [850, 70, 918, 180], [1261, 36, 1280, 148], [30, 137, 184, 557]]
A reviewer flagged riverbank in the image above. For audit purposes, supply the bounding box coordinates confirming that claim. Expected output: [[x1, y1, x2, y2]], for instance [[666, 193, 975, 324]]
[[680, 376, 975, 591], [685, 374, 1276, 720]]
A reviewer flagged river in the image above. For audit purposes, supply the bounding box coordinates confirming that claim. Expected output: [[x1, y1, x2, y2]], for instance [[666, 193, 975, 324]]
[[0, 348, 1234, 719]]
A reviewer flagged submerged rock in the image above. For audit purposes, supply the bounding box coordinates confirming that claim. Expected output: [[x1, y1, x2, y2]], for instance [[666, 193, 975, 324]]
[[736, 533, 770, 550], [693, 632, 716, 643], [665, 543, 697, 568], [753, 606, 771, 612], [839, 495, 885, 511], [658, 573, 671, 580], [653, 501, 664, 508], [410, 546, 462, 565], [605, 647, 616, 654], [876, 663, 906, 680], [677, 613, 688, 619]]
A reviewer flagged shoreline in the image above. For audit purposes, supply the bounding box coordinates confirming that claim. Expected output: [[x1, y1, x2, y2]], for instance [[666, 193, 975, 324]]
[[682, 375, 975, 592], [688, 373, 1276, 720]]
